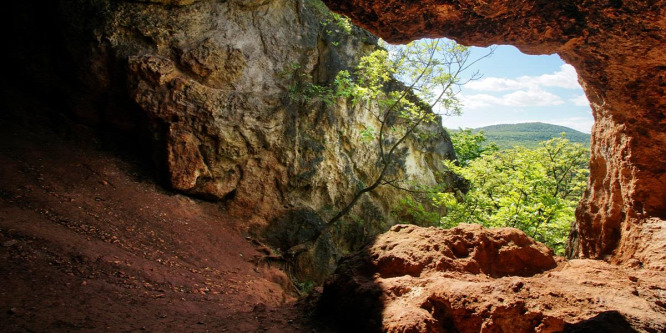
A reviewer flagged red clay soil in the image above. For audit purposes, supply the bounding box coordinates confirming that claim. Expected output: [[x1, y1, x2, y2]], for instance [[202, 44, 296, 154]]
[[0, 123, 326, 332]]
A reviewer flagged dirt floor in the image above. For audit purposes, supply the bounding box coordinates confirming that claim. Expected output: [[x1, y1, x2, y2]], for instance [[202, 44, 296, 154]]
[[0, 123, 327, 332]]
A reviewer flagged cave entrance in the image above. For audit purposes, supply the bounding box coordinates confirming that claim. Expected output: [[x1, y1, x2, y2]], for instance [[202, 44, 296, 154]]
[[434, 42, 592, 256]]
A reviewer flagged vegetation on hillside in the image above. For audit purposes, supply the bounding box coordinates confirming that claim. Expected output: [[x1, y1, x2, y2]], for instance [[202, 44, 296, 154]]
[[449, 122, 590, 149], [396, 130, 589, 255]]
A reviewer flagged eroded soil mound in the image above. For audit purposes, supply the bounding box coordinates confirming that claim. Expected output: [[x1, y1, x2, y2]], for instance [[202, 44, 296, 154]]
[[0, 124, 322, 332], [319, 224, 666, 332], [369, 224, 557, 279]]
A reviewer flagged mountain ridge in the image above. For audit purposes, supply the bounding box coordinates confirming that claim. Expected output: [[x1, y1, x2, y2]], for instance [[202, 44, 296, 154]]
[[449, 122, 591, 149]]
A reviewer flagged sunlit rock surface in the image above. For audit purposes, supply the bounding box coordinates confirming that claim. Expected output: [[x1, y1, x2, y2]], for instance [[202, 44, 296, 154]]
[[319, 224, 666, 332]]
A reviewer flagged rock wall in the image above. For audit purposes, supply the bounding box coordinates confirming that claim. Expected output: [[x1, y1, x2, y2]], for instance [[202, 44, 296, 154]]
[[1, 0, 458, 281], [322, 0, 666, 268]]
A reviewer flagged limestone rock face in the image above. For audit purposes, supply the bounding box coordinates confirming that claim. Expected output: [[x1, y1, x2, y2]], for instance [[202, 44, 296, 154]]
[[319, 224, 666, 332], [3, 0, 458, 280], [322, 0, 666, 269]]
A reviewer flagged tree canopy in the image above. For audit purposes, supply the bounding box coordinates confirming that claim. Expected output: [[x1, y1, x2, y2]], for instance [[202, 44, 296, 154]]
[[437, 132, 589, 254]]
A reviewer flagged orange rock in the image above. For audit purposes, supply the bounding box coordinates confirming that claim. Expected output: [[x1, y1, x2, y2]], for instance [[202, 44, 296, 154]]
[[319, 224, 666, 332]]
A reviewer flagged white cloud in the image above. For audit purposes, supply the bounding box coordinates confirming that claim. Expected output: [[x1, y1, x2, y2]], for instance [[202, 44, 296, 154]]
[[503, 88, 564, 106], [465, 77, 525, 92], [466, 64, 581, 91], [461, 87, 563, 109], [530, 64, 580, 89], [546, 117, 594, 134], [570, 94, 590, 106]]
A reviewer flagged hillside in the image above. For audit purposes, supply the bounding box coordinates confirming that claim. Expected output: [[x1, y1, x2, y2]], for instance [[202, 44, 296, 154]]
[[456, 122, 591, 149]]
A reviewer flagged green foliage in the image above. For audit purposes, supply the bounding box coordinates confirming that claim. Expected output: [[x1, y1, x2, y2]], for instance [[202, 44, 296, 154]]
[[282, 62, 336, 106], [392, 196, 441, 227], [440, 135, 589, 254], [295, 280, 316, 294], [335, 39, 481, 147], [309, 0, 353, 36], [325, 13, 353, 35], [278, 29, 492, 246], [450, 128, 498, 166], [360, 126, 375, 143], [318, 38, 490, 229], [386, 39, 472, 117], [451, 122, 591, 150]]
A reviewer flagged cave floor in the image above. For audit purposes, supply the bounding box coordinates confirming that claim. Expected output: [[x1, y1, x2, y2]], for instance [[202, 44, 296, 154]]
[[2, 121, 664, 332], [0, 123, 326, 332]]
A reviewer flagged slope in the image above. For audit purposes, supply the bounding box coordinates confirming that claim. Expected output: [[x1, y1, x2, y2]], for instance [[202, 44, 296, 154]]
[[465, 122, 590, 149], [0, 123, 326, 332]]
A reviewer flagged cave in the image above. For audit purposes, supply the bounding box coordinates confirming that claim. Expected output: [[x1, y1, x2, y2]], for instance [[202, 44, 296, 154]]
[[1, 0, 664, 332]]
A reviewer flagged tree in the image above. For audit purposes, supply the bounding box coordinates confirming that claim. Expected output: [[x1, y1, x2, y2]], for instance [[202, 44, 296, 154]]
[[450, 128, 499, 166], [325, 39, 490, 229], [438, 135, 589, 254], [283, 39, 492, 256]]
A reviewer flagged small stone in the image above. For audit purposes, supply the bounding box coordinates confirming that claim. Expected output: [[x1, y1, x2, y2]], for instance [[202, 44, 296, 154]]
[[197, 321, 205, 325], [253, 302, 267, 313], [628, 275, 638, 282], [100, 180, 108, 186]]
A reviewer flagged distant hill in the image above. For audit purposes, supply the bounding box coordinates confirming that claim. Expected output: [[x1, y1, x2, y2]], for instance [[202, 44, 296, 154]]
[[449, 122, 591, 149]]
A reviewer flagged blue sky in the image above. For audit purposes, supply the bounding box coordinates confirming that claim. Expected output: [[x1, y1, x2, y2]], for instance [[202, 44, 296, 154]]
[[443, 45, 594, 133]]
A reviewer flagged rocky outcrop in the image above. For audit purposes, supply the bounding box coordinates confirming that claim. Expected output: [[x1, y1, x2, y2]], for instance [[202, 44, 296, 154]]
[[319, 224, 666, 332], [358, 224, 557, 279], [2, 0, 459, 282], [322, 0, 666, 270]]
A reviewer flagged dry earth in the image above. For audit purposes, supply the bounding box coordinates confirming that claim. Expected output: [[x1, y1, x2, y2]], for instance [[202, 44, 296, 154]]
[[2, 122, 665, 333], [0, 123, 327, 332]]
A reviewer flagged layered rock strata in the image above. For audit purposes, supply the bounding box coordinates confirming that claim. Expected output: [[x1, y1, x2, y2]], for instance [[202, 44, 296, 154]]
[[323, 0, 666, 269]]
